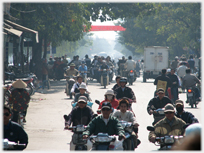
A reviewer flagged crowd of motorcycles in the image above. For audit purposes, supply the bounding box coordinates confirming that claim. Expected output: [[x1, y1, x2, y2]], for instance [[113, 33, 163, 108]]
[[4, 57, 199, 151]]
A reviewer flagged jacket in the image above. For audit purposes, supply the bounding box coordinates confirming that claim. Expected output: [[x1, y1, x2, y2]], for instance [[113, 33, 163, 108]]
[[171, 60, 179, 70], [125, 60, 135, 71], [148, 116, 186, 141], [112, 110, 137, 125], [154, 74, 172, 94], [4, 121, 28, 150], [182, 73, 200, 88], [98, 99, 119, 110], [65, 68, 78, 77], [175, 110, 199, 124], [167, 74, 179, 88], [67, 106, 94, 126], [147, 96, 173, 125], [112, 84, 120, 92], [82, 115, 125, 136], [115, 86, 136, 102]]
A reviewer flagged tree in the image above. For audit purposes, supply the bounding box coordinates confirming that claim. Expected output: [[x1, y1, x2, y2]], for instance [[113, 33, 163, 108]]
[[117, 3, 201, 58]]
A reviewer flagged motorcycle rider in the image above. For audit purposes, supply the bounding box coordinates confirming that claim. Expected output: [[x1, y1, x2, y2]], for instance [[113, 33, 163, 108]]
[[71, 76, 90, 95], [147, 88, 173, 126], [62, 56, 68, 65], [176, 62, 187, 92], [148, 103, 186, 143], [106, 56, 114, 82], [174, 100, 199, 124], [82, 102, 126, 140], [187, 54, 195, 73], [97, 89, 119, 114], [135, 60, 141, 77], [73, 55, 82, 69], [64, 96, 94, 150], [99, 60, 109, 84], [4, 105, 28, 150], [9, 79, 30, 123], [74, 84, 91, 103], [182, 68, 201, 101], [154, 69, 172, 96], [112, 99, 140, 149], [117, 56, 127, 75], [84, 54, 91, 68], [125, 56, 136, 77], [167, 68, 179, 103], [78, 61, 87, 83], [112, 76, 121, 92], [115, 77, 136, 105], [64, 63, 78, 94], [170, 56, 179, 70]]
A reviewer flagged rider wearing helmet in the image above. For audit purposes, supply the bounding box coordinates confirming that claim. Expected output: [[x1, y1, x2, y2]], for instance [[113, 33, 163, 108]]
[[97, 89, 119, 114], [84, 54, 91, 68], [115, 77, 136, 104], [78, 61, 88, 76]]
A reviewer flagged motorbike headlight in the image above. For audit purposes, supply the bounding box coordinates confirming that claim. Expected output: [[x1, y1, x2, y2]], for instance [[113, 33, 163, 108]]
[[164, 137, 174, 144], [103, 69, 107, 71]]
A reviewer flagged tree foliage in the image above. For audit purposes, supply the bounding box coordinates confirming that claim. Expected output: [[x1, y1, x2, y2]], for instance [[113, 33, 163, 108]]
[[117, 3, 201, 58]]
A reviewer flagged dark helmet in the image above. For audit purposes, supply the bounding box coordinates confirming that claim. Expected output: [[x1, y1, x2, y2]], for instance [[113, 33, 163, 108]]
[[85, 54, 88, 58], [128, 56, 132, 60], [119, 77, 127, 83], [82, 61, 85, 64]]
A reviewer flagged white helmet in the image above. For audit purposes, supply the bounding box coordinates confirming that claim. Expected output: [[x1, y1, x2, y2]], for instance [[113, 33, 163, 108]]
[[104, 89, 114, 96]]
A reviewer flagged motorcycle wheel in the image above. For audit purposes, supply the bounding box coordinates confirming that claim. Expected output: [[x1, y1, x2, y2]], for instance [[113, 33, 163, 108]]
[[47, 80, 50, 89], [103, 78, 106, 89], [190, 99, 194, 108], [26, 84, 34, 96]]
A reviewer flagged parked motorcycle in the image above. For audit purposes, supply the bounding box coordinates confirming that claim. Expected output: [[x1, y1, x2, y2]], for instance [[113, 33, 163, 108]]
[[119, 120, 135, 150], [89, 133, 123, 150], [65, 76, 76, 99], [99, 69, 109, 89], [147, 126, 183, 150], [3, 139, 26, 150], [186, 87, 197, 108]]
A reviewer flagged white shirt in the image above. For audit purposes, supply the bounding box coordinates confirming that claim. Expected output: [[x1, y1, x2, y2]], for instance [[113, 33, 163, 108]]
[[71, 82, 89, 93], [125, 60, 136, 71], [177, 65, 187, 78]]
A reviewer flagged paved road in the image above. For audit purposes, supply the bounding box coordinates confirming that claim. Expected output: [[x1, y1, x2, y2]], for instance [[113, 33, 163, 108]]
[[24, 75, 202, 151]]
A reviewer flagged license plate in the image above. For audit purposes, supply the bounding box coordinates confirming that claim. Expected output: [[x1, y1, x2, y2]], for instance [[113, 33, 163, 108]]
[[187, 93, 193, 97], [130, 73, 134, 76]]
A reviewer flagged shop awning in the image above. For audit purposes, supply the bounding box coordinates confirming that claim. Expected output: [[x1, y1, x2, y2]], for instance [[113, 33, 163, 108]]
[[4, 27, 23, 37], [4, 19, 39, 43]]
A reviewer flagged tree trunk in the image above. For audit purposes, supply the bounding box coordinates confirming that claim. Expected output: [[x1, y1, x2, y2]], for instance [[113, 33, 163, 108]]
[[33, 37, 43, 80], [43, 36, 47, 59], [20, 33, 25, 73]]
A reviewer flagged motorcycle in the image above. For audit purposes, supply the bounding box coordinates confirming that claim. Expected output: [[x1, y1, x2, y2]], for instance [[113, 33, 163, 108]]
[[67, 125, 92, 150], [119, 120, 135, 150], [127, 70, 135, 85], [109, 66, 114, 82], [151, 107, 165, 126], [89, 133, 123, 150], [65, 76, 76, 99], [79, 71, 87, 85], [3, 139, 26, 150], [147, 126, 183, 150], [99, 68, 109, 89], [186, 87, 197, 108]]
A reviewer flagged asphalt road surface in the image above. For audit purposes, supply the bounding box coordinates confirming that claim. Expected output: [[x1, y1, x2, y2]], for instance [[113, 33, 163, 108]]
[[24, 74, 202, 151]]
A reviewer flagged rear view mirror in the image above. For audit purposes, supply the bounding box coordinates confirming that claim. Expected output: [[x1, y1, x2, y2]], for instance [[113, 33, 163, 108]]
[[147, 126, 155, 131], [95, 100, 100, 105]]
